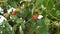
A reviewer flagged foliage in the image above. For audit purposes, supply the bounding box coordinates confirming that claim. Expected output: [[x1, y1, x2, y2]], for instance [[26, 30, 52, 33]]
[[0, 0, 60, 34]]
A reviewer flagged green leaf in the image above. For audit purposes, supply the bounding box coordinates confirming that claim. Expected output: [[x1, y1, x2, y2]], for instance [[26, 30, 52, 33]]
[[44, 18, 50, 26], [55, 2, 60, 10], [50, 9, 57, 17], [21, 22, 25, 29], [42, 9, 47, 17], [47, 0, 54, 10], [19, 26, 24, 34]]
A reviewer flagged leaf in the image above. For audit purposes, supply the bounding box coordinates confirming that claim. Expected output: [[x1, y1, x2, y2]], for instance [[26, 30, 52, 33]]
[[28, 26, 36, 34], [21, 22, 25, 29], [42, 9, 47, 17], [42, 0, 48, 6], [20, 26, 24, 34], [47, 0, 54, 10], [50, 9, 57, 17], [44, 17, 50, 26], [55, 2, 60, 10]]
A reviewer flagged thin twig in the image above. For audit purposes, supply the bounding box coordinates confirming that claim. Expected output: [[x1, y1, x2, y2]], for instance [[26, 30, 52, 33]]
[[26, 18, 32, 23]]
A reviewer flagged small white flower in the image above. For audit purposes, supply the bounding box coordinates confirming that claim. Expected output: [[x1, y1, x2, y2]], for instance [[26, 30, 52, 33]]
[[38, 15, 43, 19], [7, 7, 16, 14], [23, 20, 26, 24], [0, 7, 3, 12], [20, 17, 22, 19], [10, 16, 12, 19], [0, 15, 7, 25], [0, 11, 4, 14], [23, 20, 26, 22]]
